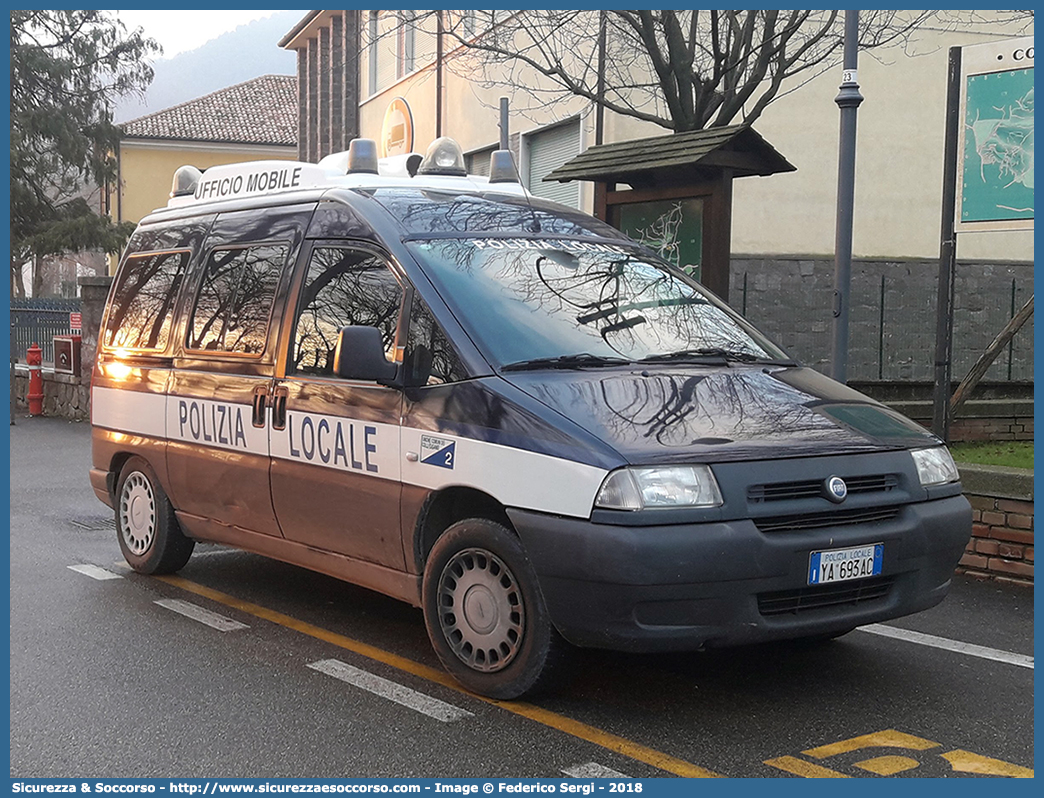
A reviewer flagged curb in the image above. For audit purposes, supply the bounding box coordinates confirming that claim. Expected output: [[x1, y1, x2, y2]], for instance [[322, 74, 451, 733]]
[[958, 463, 1034, 501]]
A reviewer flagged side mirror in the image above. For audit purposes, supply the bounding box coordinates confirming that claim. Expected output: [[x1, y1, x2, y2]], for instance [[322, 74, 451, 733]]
[[333, 326, 399, 384]]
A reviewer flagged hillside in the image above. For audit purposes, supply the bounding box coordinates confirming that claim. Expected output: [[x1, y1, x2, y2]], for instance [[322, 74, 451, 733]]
[[115, 11, 299, 123]]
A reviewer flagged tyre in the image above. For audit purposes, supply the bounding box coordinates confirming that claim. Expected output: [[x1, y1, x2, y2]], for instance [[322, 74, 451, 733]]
[[115, 456, 194, 574], [422, 518, 563, 699]]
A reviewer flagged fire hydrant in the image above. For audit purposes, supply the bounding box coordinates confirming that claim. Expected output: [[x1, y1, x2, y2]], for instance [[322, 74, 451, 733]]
[[26, 342, 44, 416]]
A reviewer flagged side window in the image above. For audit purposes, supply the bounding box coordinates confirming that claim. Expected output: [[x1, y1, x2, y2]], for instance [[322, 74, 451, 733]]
[[292, 247, 404, 377], [103, 251, 187, 352], [405, 298, 468, 386], [187, 244, 289, 355]]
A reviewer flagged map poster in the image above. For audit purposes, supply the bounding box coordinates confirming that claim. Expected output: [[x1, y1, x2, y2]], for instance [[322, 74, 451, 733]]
[[956, 36, 1034, 232], [617, 198, 704, 280]]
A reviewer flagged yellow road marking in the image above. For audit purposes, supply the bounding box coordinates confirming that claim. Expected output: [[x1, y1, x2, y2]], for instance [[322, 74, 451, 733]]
[[804, 729, 939, 758], [853, 755, 920, 775], [942, 750, 1034, 778], [157, 575, 721, 778], [764, 756, 848, 778]]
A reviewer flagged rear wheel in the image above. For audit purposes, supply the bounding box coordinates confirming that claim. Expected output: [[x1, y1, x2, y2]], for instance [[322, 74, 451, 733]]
[[115, 456, 194, 574], [422, 518, 563, 699]]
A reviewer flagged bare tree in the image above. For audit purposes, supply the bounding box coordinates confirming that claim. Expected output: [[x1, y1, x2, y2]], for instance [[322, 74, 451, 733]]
[[376, 10, 1033, 132]]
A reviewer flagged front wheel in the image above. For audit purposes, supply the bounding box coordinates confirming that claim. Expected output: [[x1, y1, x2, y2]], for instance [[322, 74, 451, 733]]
[[115, 456, 194, 574], [422, 518, 563, 699]]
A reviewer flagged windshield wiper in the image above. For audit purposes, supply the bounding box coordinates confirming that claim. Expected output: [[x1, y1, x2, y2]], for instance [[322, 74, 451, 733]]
[[501, 353, 633, 372], [639, 347, 794, 365]]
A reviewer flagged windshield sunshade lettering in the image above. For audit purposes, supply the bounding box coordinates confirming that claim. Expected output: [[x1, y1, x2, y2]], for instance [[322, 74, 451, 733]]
[[471, 238, 629, 255]]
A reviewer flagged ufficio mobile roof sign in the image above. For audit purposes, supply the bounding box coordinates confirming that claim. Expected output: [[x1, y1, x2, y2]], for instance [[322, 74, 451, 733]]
[[955, 35, 1033, 232]]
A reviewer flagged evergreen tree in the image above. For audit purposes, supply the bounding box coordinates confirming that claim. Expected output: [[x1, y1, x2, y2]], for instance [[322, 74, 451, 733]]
[[10, 10, 159, 296]]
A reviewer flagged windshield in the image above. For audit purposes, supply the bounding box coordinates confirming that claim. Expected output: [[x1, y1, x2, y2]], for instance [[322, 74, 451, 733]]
[[407, 237, 789, 368]]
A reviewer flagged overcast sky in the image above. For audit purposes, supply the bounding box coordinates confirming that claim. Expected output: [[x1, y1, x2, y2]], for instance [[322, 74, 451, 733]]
[[111, 10, 288, 58]]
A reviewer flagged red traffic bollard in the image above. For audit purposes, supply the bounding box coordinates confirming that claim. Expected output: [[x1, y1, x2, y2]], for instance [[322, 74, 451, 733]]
[[27, 342, 44, 416]]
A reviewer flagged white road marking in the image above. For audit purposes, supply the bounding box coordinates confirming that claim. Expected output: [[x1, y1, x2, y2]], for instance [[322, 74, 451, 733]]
[[154, 598, 249, 632], [562, 763, 631, 779], [858, 624, 1033, 669], [68, 564, 123, 581], [307, 658, 474, 722]]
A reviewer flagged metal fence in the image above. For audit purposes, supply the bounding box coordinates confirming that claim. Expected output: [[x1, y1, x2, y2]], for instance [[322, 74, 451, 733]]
[[731, 259, 1033, 384], [10, 298, 82, 364]]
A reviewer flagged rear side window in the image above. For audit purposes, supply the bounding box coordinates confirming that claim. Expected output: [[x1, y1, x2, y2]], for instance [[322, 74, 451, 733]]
[[103, 251, 187, 352], [187, 244, 289, 355]]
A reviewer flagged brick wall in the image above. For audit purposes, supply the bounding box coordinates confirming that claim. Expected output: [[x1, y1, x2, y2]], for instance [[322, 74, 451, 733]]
[[957, 465, 1033, 585], [960, 496, 1034, 584], [952, 416, 1033, 442]]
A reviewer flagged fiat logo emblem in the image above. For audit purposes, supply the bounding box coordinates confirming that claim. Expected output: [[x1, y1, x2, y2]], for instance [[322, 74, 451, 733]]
[[825, 476, 848, 503]]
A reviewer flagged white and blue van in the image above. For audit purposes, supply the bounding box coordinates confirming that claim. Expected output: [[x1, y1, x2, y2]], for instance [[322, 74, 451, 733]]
[[90, 137, 972, 699]]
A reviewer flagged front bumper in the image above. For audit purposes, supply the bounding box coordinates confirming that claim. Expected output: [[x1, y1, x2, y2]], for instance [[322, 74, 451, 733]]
[[508, 495, 971, 651]]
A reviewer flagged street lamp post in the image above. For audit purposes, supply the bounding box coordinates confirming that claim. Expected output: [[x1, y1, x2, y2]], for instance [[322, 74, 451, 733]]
[[830, 10, 864, 384]]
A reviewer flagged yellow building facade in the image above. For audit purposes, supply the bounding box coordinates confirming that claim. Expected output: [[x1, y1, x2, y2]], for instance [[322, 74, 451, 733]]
[[115, 75, 299, 266], [117, 140, 298, 225]]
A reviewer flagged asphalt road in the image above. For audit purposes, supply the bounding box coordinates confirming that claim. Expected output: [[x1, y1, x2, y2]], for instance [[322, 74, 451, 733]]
[[9, 417, 1035, 779]]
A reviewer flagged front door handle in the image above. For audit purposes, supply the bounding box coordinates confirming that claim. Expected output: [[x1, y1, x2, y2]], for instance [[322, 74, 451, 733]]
[[251, 385, 268, 428], [272, 384, 289, 431]]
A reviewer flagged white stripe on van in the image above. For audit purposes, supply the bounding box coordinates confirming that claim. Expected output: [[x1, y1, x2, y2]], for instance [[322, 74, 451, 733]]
[[166, 394, 269, 456], [92, 386, 167, 438], [271, 409, 401, 482], [91, 387, 609, 519], [399, 425, 606, 519]]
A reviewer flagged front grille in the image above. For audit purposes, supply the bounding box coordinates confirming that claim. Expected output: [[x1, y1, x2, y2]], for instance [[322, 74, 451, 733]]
[[748, 473, 899, 503], [754, 505, 901, 533], [758, 575, 896, 616]]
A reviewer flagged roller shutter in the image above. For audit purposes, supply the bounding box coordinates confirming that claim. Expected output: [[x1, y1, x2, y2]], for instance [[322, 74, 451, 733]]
[[525, 119, 580, 208]]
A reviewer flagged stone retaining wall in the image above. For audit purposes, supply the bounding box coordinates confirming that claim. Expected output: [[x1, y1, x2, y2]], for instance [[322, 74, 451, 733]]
[[957, 464, 1034, 585], [729, 256, 1034, 384], [13, 367, 89, 421]]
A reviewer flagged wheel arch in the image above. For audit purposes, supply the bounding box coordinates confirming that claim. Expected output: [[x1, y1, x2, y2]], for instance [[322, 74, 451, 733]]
[[412, 486, 514, 573], [107, 451, 138, 502]]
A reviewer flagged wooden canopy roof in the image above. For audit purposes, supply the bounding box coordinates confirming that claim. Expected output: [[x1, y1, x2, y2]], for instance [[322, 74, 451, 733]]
[[544, 124, 794, 188]]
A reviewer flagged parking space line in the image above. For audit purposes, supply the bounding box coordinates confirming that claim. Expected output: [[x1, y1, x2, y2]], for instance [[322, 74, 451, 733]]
[[857, 624, 1033, 669], [942, 750, 1034, 778], [562, 763, 630, 779], [157, 574, 721, 778], [764, 756, 848, 778], [68, 564, 123, 581], [154, 598, 249, 632], [308, 658, 473, 722], [803, 729, 939, 758]]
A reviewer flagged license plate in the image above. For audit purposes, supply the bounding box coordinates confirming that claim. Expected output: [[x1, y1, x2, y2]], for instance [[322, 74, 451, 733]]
[[808, 543, 883, 585]]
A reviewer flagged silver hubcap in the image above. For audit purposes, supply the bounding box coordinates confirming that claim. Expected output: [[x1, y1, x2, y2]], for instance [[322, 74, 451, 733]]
[[437, 548, 525, 673], [119, 472, 156, 556]]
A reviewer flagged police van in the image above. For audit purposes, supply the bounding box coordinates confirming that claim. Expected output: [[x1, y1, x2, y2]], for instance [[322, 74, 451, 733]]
[[90, 136, 972, 699]]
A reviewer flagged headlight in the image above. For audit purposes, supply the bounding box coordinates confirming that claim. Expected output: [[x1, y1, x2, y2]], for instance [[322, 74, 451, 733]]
[[911, 447, 960, 486], [595, 465, 723, 510]]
